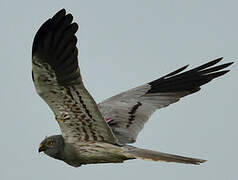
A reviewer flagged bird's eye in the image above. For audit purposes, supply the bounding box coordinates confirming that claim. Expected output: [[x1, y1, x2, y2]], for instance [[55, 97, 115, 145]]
[[47, 141, 54, 146]]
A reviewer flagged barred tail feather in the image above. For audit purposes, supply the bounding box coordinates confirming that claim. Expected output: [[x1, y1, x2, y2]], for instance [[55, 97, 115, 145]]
[[125, 146, 206, 165]]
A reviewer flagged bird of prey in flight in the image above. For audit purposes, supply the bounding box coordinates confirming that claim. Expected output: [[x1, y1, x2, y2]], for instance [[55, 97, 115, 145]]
[[32, 9, 233, 167]]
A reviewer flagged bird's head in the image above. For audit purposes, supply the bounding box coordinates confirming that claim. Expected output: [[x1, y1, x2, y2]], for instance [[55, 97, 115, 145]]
[[38, 135, 65, 160]]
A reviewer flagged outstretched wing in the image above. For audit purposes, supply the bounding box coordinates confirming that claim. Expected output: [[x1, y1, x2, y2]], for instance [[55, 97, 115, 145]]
[[32, 9, 117, 144], [99, 58, 233, 144]]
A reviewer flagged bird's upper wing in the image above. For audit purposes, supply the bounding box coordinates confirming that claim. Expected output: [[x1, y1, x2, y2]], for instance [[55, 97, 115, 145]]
[[98, 58, 233, 144], [32, 9, 117, 144]]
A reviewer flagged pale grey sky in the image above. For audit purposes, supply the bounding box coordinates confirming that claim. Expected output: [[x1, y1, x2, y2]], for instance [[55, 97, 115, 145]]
[[1, 0, 237, 179]]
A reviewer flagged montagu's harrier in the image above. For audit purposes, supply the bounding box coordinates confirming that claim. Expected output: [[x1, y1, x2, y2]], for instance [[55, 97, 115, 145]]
[[32, 9, 233, 167]]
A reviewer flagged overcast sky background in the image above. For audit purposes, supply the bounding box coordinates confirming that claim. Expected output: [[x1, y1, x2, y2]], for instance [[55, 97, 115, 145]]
[[1, 0, 237, 179]]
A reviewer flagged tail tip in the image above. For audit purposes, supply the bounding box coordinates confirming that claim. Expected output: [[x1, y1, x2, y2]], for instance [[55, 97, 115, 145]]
[[194, 159, 207, 165]]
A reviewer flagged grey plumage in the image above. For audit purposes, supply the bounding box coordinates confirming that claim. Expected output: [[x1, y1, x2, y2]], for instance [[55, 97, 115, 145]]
[[32, 9, 233, 167], [38, 135, 65, 160], [98, 58, 233, 144]]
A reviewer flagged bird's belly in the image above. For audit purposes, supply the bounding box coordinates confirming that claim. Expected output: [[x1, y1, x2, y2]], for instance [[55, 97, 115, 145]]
[[64, 142, 130, 166]]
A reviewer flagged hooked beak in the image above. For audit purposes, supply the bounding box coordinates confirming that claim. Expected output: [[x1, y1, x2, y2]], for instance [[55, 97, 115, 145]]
[[38, 143, 45, 153]]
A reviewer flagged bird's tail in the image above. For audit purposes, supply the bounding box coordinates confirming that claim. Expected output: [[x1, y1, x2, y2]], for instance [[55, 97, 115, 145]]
[[123, 146, 206, 165]]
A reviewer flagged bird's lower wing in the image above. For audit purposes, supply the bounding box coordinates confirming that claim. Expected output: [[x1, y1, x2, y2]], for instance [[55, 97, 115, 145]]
[[32, 9, 117, 144], [99, 58, 233, 144]]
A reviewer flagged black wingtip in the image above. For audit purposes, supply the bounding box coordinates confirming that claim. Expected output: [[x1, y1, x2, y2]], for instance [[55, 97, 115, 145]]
[[163, 64, 189, 78], [53, 9, 66, 18], [32, 9, 81, 86], [32, 9, 67, 55], [147, 57, 233, 94], [190, 57, 223, 73], [214, 57, 223, 62], [32, 8, 78, 59], [60, 8, 66, 13], [227, 61, 234, 66]]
